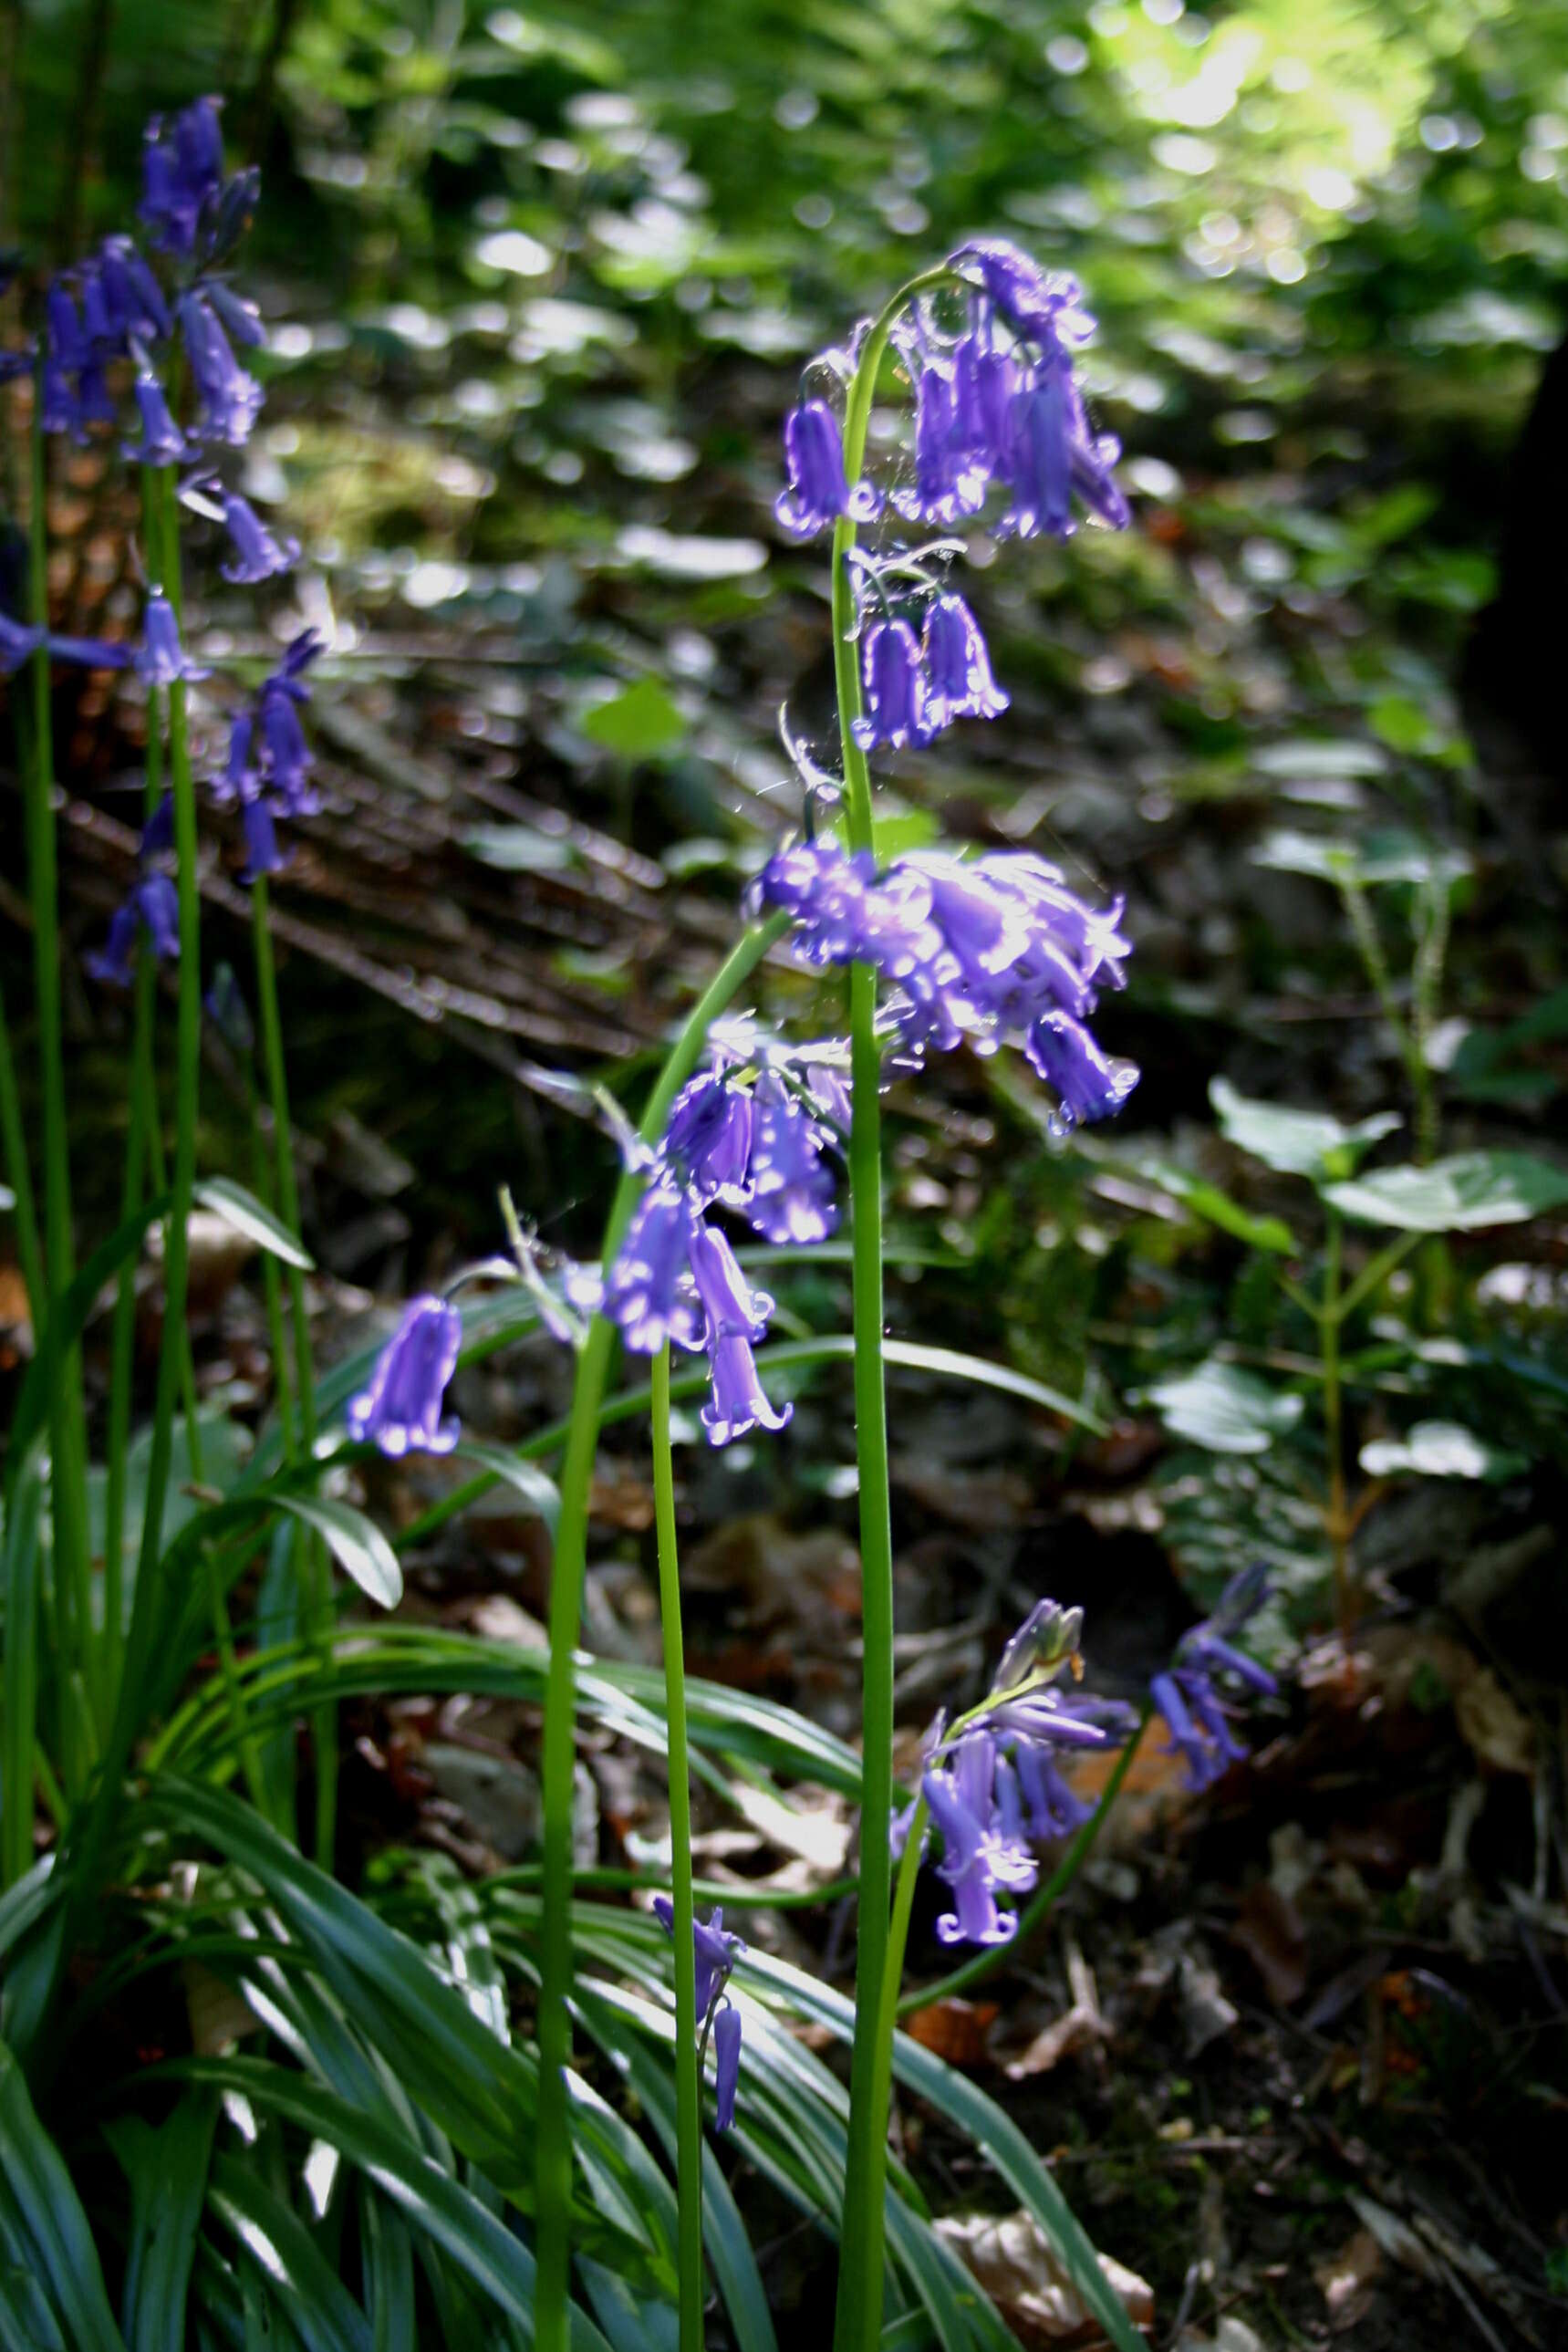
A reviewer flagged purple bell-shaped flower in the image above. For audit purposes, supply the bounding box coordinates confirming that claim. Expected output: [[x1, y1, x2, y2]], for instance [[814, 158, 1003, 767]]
[[347, 1296, 462, 1457]]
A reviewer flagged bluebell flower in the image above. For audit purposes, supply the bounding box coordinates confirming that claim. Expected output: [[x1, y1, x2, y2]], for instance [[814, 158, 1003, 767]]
[[687, 1223, 773, 1346], [604, 1177, 703, 1356], [1023, 1011, 1140, 1128], [1151, 1566, 1277, 1792], [952, 328, 1017, 476], [892, 363, 985, 526], [930, 238, 1128, 540], [179, 290, 262, 445], [87, 793, 180, 986], [45, 284, 86, 371], [137, 589, 208, 684], [255, 631, 323, 813], [96, 236, 171, 341], [897, 1597, 1145, 1946], [663, 1072, 753, 1208], [923, 1732, 1038, 1946], [141, 98, 226, 255], [220, 493, 298, 584], [753, 838, 1137, 1129], [851, 619, 933, 753], [348, 1296, 462, 1456], [123, 375, 191, 467], [0, 610, 130, 677], [920, 594, 1009, 730], [205, 282, 265, 349], [746, 1073, 837, 1244], [711, 2005, 742, 2132], [702, 1327, 793, 1445], [775, 401, 879, 539], [652, 1897, 745, 2132]]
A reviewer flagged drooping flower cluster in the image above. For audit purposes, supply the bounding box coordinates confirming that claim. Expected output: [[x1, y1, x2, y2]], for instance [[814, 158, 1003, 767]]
[[1150, 1565, 1278, 1793], [603, 1043, 846, 1445], [906, 1581, 1280, 1951], [213, 630, 326, 878], [86, 794, 180, 988], [751, 837, 1138, 1132], [774, 236, 1128, 759], [909, 1601, 1138, 1948], [652, 1897, 744, 2132], [0, 94, 321, 975]]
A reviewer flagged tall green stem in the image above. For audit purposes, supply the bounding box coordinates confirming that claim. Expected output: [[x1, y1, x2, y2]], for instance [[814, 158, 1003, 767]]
[[651, 1343, 704, 2352], [0, 978, 45, 1334], [23, 376, 94, 1729], [534, 915, 788, 2352], [249, 876, 332, 1861], [828, 265, 952, 2352], [129, 467, 202, 1709], [104, 578, 168, 1681], [1321, 1208, 1350, 1638]]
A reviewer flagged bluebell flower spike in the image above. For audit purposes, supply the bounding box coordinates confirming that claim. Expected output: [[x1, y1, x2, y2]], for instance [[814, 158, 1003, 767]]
[[652, 1896, 745, 2131], [1150, 1567, 1277, 1791], [347, 1296, 462, 1457]]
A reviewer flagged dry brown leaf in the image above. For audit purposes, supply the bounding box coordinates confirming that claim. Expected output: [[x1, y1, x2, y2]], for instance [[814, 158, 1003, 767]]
[[183, 1960, 263, 2055], [1004, 1940, 1108, 2079], [935, 2208, 1154, 2348], [1454, 1668, 1535, 1776], [1314, 2223, 1384, 2332], [1231, 1881, 1308, 2005], [903, 1997, 999, 2066]]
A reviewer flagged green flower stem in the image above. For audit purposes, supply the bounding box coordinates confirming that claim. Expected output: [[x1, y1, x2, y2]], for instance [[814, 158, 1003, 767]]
[[1338, 875, 1434, 1163], [828, 262, 955, 2352], [249, 874, 333, 1863], [534, 911, 789, 2352], [128, 465, 203, 1702], [894, 1708, 1150, 2015], [0, 978, 45, 1341], [104, 542, 169, 1674], [101, 953, 160, 1681], [650, 1342, 704, 2352], [1321, 1206, 1351, 1637], [24, 376, 94, 1729]]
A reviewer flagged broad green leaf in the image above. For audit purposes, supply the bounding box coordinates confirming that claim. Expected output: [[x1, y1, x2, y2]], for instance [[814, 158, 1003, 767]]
[[0, 2037, 127, 2351], [1210, 1078, 1400, 1181], [1144, 1358, 1303, 1455], [274, 1495, 402, 1609], [1359, 1421, 1526, 1482], [1127, 1154, 1296, 1254], [1253, 826, 1469, 894], [194, 1177, 314, 1270], [580, 677, 685, 759], [1324, 1150, 1568, 1232]]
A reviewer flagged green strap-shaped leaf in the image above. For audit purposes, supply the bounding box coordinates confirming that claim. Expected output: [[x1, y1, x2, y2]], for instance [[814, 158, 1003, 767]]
[[106, 2088, 218, 2351], [157, 2060, 617, 2352], [0, 2038, 127, 2351], [271, 1495, 402, 1610], [193, 1177, 315, 1269], [208, 2157, 372, 2352]]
